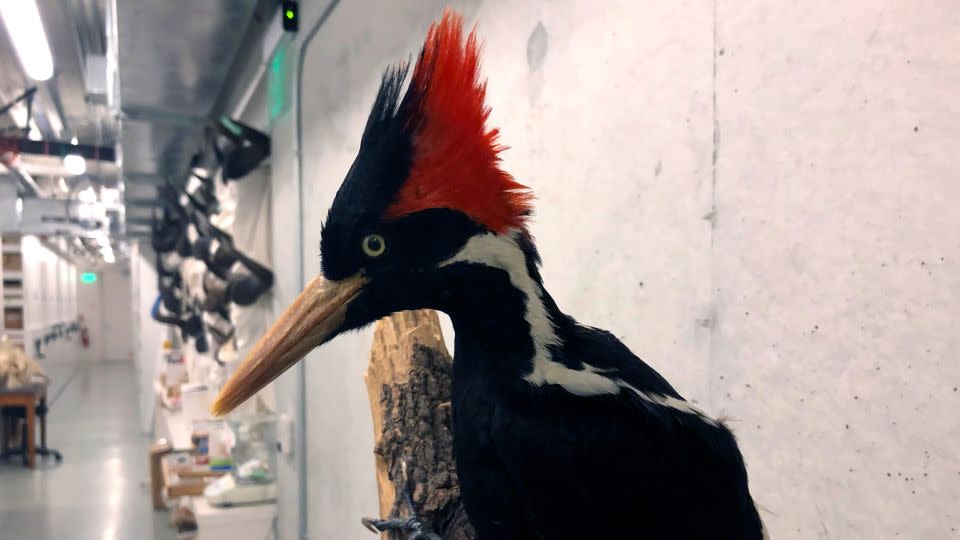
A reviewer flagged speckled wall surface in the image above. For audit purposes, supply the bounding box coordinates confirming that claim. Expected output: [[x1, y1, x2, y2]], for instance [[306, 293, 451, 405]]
[[272, 1, 959, 538], [713, 2, 960, 538]]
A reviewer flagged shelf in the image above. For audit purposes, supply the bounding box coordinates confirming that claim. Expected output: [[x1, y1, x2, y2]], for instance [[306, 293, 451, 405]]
[[154, 402, 195, 450], [1, 328, 24, 342], [3, 271, 23, 280], [1, 245, 19, 254], [161, 454, 226, 498], [189, 497, 276, 540]]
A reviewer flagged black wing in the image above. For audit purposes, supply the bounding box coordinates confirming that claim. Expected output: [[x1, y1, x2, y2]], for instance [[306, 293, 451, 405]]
[[491, 321, 766, 539]]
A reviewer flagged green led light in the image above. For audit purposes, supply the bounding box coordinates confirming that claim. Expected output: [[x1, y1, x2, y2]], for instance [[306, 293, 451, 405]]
[[80, 272, 97, 284], [268, 43, 290, 121], [286, 9, 294, 19]]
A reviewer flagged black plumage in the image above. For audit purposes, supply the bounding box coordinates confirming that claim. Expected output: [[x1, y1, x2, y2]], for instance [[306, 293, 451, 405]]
[[440, 252, 765, 539]]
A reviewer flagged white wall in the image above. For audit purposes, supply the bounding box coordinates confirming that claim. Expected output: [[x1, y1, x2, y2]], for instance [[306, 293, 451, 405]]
[[714, 3, 960, 537], [270, 1, 960, 538], [76, 267, 103, 361], [130, 243, 168, 433], [21, 236, 80, 355], [76, 264, 133, 362], [268, 50, 308, 540], [100, 265, 133, 361]]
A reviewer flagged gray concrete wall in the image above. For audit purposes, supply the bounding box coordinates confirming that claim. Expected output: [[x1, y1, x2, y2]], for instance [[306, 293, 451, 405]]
[[270, 1, 960, 538], [714, 2, 960, 537]]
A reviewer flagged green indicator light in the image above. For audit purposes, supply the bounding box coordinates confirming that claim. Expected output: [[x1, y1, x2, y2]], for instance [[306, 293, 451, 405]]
[[81, 272, 97, 284], [286, 10, 294, 19]]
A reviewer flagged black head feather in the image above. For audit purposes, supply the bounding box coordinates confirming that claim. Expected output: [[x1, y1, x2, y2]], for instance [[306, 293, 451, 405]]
[[320, 61, 421, 280]]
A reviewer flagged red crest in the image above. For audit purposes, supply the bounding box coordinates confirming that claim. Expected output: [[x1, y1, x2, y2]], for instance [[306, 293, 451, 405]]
[[383, 10, 532, 233]]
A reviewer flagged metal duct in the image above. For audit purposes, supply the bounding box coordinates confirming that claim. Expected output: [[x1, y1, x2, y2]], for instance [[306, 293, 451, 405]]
[[116, 0, 258, 182]]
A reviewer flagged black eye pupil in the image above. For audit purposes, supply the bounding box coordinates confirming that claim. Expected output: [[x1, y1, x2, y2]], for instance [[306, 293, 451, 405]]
[[367, 237, 381, 250]]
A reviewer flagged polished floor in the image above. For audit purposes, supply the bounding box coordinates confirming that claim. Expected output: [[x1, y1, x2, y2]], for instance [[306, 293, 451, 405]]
[[0, 357, 172, 540]]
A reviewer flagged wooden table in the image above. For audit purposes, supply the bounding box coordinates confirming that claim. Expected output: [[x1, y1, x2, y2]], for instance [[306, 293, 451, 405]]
[[0, 384, 41, 469]]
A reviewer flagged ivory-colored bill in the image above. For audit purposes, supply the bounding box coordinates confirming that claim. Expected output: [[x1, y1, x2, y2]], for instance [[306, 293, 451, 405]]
[[210, 272, 367, 416]]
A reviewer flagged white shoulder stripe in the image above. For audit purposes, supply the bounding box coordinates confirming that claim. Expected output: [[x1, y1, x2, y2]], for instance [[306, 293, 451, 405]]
[[440, 230, 561, 379], [440, 231, 716, 425], [618, 381, 719, 425]]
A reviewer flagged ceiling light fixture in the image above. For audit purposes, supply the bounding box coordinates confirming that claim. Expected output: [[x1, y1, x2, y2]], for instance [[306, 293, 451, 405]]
[[28, 120, 41, 141], [64, 154, 86, 175], [0, 1, 54, 81], [78, 186, 97, 204]]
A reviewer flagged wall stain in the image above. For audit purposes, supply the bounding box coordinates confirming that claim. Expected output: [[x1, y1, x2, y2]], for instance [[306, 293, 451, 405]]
[[527, 22, 548, 71]]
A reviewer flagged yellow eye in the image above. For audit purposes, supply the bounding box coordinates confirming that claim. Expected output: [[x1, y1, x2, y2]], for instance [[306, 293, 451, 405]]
[[361, 234, 386, 257]]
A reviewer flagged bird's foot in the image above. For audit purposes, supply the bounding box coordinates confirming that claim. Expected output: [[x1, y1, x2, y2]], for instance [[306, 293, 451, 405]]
[[361, 515, 442, 540], [360, 459, 442, 540]]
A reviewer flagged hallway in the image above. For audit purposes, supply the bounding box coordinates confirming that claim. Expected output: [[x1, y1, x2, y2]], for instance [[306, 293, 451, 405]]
[[0, 358, 170, 539]]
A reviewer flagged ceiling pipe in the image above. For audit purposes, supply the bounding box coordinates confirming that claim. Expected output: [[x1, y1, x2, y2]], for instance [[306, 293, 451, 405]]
[[124, 171, 167, 184], [124, 197, 161, 208], [121, 104, 208, 126], [0, 153, 46, 196], [125, 216, 154, 226], [71, 236, 98, 261], [0, 86, 37, 122], [0, 135, 116, 162]]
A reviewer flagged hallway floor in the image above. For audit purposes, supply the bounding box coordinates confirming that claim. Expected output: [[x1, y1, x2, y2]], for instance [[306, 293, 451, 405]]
[[0, 358, 172, 540]]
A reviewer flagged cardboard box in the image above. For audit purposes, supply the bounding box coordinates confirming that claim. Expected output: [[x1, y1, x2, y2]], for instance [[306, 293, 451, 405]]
[[1, 252, 21, 271], [161, 453, 227, 499], [4, 308, 23, 329]]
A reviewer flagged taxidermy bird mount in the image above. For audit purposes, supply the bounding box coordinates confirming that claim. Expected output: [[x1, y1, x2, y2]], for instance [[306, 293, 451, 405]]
[[213, 10, 767, 540]]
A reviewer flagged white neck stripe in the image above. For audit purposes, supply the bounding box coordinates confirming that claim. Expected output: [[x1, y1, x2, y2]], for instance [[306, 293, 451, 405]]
[[440, 230, 717, 423]]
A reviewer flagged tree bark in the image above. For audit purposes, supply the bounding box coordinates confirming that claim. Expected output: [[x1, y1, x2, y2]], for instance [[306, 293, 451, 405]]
[[364, 310, 477, 540]]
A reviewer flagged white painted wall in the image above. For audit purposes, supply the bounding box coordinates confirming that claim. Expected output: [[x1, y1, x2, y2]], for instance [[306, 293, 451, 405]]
[[268, 54, 307, 540], [269, 1, 960, 538], [130, 243, 168, 433], [100, 265, 133, 362], [21, 236, 80, 359], [76, 264, 133, 362], [713, 3, 960, 537], [77, 264, 104, 362]]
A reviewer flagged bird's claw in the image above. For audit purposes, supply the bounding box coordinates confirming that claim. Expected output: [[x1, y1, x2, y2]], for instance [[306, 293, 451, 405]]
[[361, 516, 415, 533], [361, 458, 442, 540], [361, 516, 442, 539]]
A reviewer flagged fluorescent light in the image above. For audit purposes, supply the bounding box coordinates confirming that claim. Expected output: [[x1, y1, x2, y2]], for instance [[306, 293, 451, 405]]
[[0, 1, 54, 81], [64, 154, 86, 175], [96, 234, 109, 247], [70, 136, 78, 145], [78, 186, 97, 203], [46, 109, 62, 136], [28, 120, 41, 141], [103, 250, 115, 264], [100, 187, 121, 205], [8, 104, 27, 127]]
